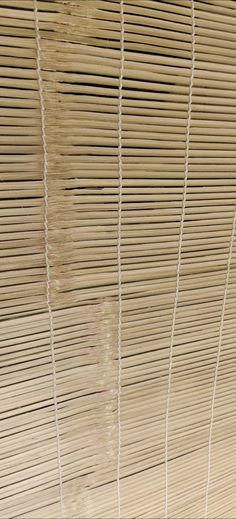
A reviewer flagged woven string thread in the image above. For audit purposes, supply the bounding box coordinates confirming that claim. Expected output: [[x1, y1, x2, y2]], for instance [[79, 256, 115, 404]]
[[204, 207, 236, 518], [33, 2, 64, 517], [164, 2, 196, 518], [117, 1, 125, 518]]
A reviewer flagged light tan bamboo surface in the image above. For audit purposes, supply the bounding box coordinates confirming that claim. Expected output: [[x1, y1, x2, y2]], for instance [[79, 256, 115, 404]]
[[1, 0, 236, 518]]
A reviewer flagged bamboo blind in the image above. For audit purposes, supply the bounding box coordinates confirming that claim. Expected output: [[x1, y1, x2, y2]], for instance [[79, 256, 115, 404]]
[[1, 0, 236, 518]]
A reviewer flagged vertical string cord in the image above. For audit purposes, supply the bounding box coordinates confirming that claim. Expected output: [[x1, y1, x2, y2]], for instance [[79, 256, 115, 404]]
[[33, 2, 64, 517], [204, 207, 236, 518], [117, 1, 125, 518], [164, 3, 195, 518]]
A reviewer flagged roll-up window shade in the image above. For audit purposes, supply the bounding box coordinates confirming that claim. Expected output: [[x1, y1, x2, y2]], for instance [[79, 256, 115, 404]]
[[0, 0, 236, 518]]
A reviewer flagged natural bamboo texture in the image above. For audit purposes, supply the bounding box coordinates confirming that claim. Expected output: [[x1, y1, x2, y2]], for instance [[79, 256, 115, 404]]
[[1, 0, 236, 518]]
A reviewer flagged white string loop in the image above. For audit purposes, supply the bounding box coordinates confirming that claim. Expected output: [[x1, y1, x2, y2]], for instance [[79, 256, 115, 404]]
[[165, 2, 195, 517], [117, 1, 125, 517], [33, 2, 64, 517], [204, 207, 236, 518]]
